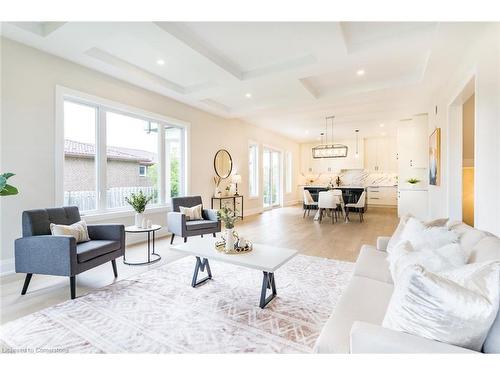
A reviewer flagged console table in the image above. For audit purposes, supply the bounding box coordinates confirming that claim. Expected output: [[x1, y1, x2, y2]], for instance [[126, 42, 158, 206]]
[[211, 195, 244, 220]]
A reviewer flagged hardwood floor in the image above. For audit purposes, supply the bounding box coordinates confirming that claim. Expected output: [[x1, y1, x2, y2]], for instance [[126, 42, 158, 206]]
[[0, 205, 398, 324]]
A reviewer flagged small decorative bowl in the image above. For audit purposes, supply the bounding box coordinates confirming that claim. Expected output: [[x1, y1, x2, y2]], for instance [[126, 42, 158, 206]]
[[215, 240, 253, 254]]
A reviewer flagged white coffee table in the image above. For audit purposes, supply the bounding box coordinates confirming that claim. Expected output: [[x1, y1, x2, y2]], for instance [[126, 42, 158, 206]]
[[171, 237, 298, 308]]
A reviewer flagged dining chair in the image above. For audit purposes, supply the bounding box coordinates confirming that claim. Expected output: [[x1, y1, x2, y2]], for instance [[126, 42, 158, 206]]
[[318, 191, 340, 224], [331, 189, 346, 220], [345, 191, 367, 222], [303, 190, 318, 218]]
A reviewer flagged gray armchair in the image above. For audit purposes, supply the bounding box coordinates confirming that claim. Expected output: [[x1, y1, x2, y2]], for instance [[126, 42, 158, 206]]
[[167, 196, 221, 244], [15, 206, 125, 299]]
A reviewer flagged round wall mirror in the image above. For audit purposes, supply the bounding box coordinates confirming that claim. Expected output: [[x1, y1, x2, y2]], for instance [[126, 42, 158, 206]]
[[214, 149, 233, 178]]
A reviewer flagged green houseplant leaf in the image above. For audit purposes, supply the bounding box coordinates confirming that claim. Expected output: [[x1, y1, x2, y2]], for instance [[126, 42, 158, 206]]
[[0, 173, 19, 196]]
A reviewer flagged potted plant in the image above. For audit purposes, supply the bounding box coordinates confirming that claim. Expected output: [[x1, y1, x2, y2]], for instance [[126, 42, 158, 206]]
[[0, 173, 19, 196], [407, 178, 421, 188], [217, 206, 240, 251], [125, 190, 153, 228]]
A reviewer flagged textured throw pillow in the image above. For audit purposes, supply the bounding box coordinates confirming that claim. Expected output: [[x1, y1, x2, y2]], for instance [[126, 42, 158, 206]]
[[179, 204, 202, 221], [387, 215, 449, 253], [397, 217, 458, 252], [387, 240, 467, 281], [383, 262, 500, 351], [50, 220, 90, 243]]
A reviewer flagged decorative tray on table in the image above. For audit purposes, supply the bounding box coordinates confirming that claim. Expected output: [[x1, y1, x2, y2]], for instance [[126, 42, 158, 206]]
[[215, 240, 253, 254]]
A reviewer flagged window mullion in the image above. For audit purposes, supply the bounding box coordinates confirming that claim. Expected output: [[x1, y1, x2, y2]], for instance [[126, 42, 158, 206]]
[[96, 107, 107, 211], [158, 123, 166, 205]]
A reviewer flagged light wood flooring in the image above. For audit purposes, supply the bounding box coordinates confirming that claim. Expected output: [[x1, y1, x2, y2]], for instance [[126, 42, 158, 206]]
[[0, 205, 398, 324]]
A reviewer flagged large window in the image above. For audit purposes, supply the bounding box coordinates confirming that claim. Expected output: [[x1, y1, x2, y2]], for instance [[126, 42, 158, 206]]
[[62, 93, 187, 213], [248, 143, 259, 197], [63, 101, 98, 211]]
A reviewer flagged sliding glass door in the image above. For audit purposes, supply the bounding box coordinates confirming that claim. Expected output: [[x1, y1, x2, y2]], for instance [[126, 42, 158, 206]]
[[263, 148, 281, 209]]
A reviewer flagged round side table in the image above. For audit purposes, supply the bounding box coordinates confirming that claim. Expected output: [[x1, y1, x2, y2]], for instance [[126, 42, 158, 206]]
[[124, 225, 162, 265]]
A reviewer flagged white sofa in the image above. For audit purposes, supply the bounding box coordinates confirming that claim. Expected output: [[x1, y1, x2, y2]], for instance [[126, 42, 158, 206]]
[[314, 221, 500, 353]]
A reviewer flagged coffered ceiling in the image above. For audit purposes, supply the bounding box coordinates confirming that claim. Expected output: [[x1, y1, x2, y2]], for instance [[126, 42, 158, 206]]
[[1, 21, 490, 141]]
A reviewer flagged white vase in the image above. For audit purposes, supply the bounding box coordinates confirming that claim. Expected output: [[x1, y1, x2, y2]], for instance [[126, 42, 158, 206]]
[[225, 228, 235, 251], [135, 213, 144, 228]]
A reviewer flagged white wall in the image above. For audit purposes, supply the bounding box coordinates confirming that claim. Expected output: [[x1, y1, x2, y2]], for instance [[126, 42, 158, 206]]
[[427, 24, 500, 235], [0, 38, 300, 270]]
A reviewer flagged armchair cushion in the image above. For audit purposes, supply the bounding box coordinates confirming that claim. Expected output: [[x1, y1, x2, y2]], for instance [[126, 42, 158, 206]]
[[76, 240, 122, 263], [186, 220, 219, 231]]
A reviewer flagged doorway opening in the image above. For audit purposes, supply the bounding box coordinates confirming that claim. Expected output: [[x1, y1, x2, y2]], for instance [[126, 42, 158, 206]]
[[263, 147, 281, 209], [448, 76, 475, 224]]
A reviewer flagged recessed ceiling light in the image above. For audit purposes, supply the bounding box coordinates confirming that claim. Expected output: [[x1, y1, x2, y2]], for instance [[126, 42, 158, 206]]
[[356, 69, 365, 76], [245, 93, 252, 98], [156, 59, 165, 66], [379, 123, 385, 127]]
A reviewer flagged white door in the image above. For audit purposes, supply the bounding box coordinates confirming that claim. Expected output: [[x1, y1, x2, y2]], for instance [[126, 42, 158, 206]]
[[263, 148, 281, 209]]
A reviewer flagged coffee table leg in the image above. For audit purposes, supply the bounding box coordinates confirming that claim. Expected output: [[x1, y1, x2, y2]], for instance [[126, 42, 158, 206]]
[[191, 257, 212, 287], [259, 271, 277, 308]]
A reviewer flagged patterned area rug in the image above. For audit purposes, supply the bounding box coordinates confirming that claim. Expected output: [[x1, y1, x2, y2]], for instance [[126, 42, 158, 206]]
[[0, 255, 353, 353]]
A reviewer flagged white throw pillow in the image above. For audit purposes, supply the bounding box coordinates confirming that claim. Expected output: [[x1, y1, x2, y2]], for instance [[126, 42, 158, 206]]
[[383, 262, 500, 351], [388, 240, 467, 281], [50, 220, 90, 243], [179, 204, 202, 221], [396, 217, 458, 252]]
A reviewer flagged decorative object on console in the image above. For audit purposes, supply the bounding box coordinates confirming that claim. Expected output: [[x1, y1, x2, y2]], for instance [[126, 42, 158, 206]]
[[312, 116, 348, 158], [429, 128, 441, 186], [0, 172, 19, 196], [213, 176, 222, 198], [125, 190, 153, 228], [231, 174, 242, 195]]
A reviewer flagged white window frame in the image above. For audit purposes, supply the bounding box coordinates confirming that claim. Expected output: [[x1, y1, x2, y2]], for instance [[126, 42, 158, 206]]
[[55, 86, 190, 218], [285, 151, 293, 193], [139, 165, 147, 177], [248, 141, 259, 198]]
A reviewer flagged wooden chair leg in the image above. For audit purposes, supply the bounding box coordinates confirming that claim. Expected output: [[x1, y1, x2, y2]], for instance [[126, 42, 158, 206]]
[[303, 208, 307, 218], [170, 234, 175, 244], [21, 273, 33, 295], [331, 209, 334, 224], [111, 259, 118, 278], [212, 233, 216, 237], [318, 209, 323, 223], [184, 237, 187, 243], [70, 276, 76, 300], [201, 234, 204, 238]]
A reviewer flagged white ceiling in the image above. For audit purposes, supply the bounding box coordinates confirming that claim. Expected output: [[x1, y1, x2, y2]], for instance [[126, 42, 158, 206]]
[[1, 21, 489, 142]]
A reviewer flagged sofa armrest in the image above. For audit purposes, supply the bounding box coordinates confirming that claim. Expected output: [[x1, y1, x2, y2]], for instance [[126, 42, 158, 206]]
[[87, 224, 125, 242], [376, 236, 391, 252], [15, 235, 77, 276], [203, 208, 219, 221], [350, 321, 477, 354], [167, 211, 186, 236]]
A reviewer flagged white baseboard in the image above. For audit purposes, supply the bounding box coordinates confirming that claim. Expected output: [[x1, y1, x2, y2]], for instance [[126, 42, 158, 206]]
[[244, 207, 263, 217], [284, 200, 301, 207], [0, 258, 15, 276]]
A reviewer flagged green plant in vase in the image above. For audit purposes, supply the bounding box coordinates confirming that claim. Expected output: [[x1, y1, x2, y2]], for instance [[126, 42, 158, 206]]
[[125, 190, 153, 228], [407, 178, 421, 185], [217, 206, 240, 250], [0, 173, 19, 196]]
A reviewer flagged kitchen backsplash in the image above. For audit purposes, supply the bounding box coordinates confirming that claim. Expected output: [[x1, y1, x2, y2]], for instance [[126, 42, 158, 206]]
[[301, 169, 398, 187]]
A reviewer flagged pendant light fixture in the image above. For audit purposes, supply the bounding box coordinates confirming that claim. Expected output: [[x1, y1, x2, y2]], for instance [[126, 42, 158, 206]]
[[312, 116, 348, 158]]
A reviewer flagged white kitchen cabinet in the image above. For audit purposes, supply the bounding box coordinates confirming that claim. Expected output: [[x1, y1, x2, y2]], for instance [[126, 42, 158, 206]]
[[367, 186, 398, 206], [398, 189, 429, 220], [364, 137, 397, 173]]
